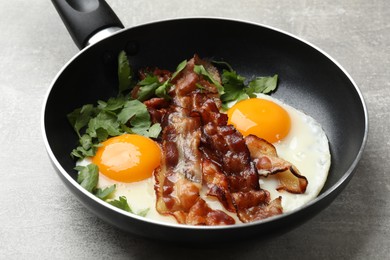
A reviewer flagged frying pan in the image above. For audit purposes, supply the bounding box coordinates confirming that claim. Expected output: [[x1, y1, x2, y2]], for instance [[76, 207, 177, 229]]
[[42, 0, 368, 243]]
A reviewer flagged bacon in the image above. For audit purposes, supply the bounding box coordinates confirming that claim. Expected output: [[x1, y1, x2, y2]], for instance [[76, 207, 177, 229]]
[[152, 55, 305, 225], [245, 135, 308, 194], [197, 99, 283, 222], [154, 58, 235, 225], [202, 158, 235, 212], [154, 107, 203, 220], [144, 98, 170, 125]]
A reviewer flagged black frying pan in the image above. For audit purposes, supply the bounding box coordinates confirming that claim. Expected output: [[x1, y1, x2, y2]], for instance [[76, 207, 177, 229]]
[[42, 0, 368, 243]]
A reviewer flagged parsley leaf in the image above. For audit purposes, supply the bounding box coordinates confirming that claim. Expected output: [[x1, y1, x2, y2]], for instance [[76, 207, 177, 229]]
[[118, 51, 133, 93], [75, 164, 99, 193], [117, 99, 148, 124], [86, 111, 122, 139], [67, 104, 96, 138], [220, 70, 247, 103], [137, 208, 150, 217], [248, 74, 278, 95], [74, 164, 149, 217], [219, 68, 278, 108], [97, 96, 127, 112], [171, 59, 187, 80], [193, 64, 224, 95], [136, 74, 161, 102], [95, 185, 116, 200], [77, 134, 100, 157], [107, 196, 132, 212], [107, 196, 150, 216], [155, 80, 172, 100], [147, 123, 162, 138], [68, 94, 162, 159]]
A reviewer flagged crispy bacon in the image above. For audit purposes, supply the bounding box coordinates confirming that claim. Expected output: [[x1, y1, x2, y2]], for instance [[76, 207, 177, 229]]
[[245, 135, 308, 194], [197, 98, 283, 222], [154, 58, 235, 225], [152, 55, 306, 225]]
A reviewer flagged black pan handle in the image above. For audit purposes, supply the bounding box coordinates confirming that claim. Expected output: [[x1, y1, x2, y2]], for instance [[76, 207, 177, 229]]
[[51, 0, 124, 49]]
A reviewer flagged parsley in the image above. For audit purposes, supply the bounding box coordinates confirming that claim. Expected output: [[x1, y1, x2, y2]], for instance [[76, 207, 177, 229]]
[[171, 59, 187, 80], [67, 104, 96, 138], [68, 98, 161, 159], [193, 64, 224, 95], [155, 80, 172, 100], [74, 164, 148, 216], [136, 208, 150, 217], [107, 196, 132, 212], [216, 63, 278, 108], [220, 70, 248, 103], [136, 74, 161, 102], [107, 196, 150, 217], [74, 164, 99, 193], [118, 51, 134, 93], [248, 74, 278, 94], [136, 59, 187, 102], [95, 185, 116, 200], [117, 99, 161, 138]]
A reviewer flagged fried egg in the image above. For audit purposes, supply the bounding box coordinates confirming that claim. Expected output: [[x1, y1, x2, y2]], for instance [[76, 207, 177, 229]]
[[78, 94, 330, 223], [78, 134, 178, 223], [227, 93, 331, 212]]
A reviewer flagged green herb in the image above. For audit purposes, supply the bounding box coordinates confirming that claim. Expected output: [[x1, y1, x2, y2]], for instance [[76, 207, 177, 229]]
[[117, 99, 160, 138], [147, 123, 162, 138], [118, 51, 133, 93], [247, 74, 278, 95], [74, 164, 146, 216], [155, 80, 172, 100], [108, 196, 132, 212], [95, 185, 116, 200], [220, 70, 248, 103], [67, 104, 96, 138], [107, 196, 150, 216], [219, 68, 278, 108], [68, 96, 161, 159], [70, 134, 98, 158], [136, 60, 187, 102], [171, 59, 187, 80], [97, 96, 127, 112], [75, 164, 99, 193], [117, 99, 150, 124], [151, 60, 187, 100], [193, 64, 224, 95], [137, 208, 150, 217], [136, 74, 161, 102]]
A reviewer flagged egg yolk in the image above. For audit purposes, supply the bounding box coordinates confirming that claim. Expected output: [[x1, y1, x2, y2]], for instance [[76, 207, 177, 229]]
[[92, 134, 161, 183], [227, 98, 291, 143]]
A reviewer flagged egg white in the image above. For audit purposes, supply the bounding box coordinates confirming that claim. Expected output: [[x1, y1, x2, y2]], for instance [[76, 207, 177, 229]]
[[77, 158, 177, 224], [254, 93, 331, 212], [77, 94, 330, 223]]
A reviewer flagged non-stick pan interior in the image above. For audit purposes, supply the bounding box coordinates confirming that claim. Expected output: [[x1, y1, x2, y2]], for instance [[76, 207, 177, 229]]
[[44, 18, 366, 239]]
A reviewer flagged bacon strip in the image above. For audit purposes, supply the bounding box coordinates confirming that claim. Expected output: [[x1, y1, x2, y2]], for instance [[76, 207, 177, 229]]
[[245, 135, 308, 194], [152, 55, 305, 225], [154, 58, 235, 225], [197, 99, 283, 222]]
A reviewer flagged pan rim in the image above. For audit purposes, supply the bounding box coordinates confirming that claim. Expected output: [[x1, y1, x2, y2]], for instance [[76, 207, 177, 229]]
[[41, 17, 368, 231]]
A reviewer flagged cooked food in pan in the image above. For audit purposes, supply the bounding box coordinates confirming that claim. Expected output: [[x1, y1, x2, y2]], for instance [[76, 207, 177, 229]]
[[69, 52, 330, 225]]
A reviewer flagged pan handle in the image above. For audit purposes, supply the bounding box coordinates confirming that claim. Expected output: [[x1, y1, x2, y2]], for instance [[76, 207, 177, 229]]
[[51, 0, 124, 49]]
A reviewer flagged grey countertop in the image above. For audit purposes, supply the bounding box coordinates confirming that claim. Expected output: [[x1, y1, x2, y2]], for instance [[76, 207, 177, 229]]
[[1, 0, 389, 259]]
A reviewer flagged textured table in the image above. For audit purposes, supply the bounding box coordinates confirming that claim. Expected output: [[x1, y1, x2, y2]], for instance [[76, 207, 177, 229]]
[[1, 0, 389, 259]]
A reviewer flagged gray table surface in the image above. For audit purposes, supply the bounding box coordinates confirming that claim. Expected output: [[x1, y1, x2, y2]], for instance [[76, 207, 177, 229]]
[[1, 0, 389, 259]]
